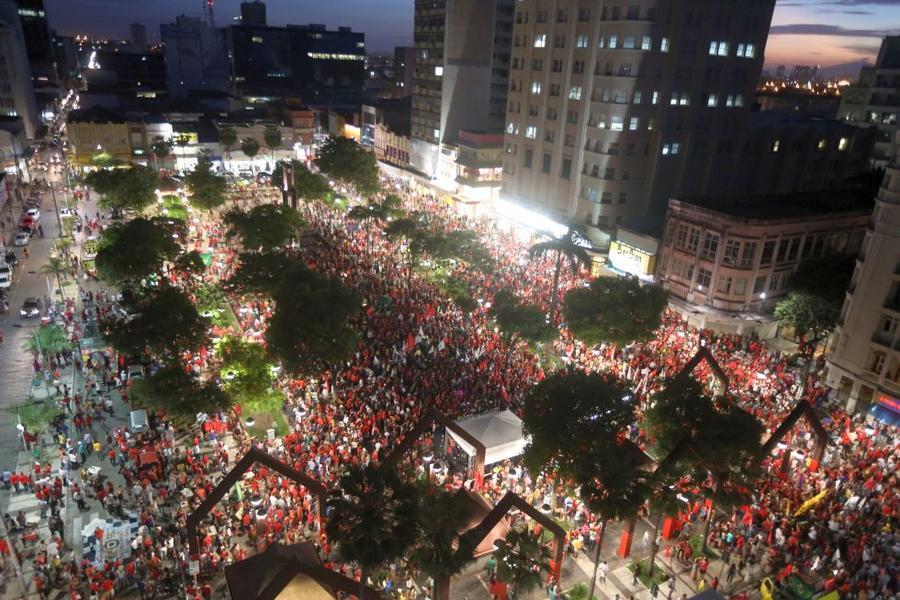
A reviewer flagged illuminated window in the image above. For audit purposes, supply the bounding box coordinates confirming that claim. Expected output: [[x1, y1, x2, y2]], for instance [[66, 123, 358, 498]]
[[838, 137, 848, 151], [434, 66, 443, 76], [641, 36, 652, 50], [609, 35, 617, 49], [660, 38, 669, 53], [736, 43, 756, 58], [531, 81, 542, 94], [708, 41, 728, 56], [707, 94, 718, 107], [534, 34, 547, 48], [568, 86, 582, 100], [252, 36, 263, 43], [525, 125, 537, 139], [575, 35, 589, 48]]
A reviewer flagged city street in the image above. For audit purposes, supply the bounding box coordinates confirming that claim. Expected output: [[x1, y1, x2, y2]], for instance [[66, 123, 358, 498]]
[[0, 167, 71, 466]]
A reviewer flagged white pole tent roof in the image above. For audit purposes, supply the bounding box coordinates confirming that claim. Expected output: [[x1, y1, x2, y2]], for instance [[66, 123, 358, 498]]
[[448, 409, 527, 467]]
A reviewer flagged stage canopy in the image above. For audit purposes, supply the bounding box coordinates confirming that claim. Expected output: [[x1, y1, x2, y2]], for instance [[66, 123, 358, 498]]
[[449, 409, 527, 466]]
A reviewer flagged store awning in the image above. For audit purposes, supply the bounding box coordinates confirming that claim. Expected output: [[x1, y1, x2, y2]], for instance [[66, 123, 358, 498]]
[[448, 409, 527, 466]]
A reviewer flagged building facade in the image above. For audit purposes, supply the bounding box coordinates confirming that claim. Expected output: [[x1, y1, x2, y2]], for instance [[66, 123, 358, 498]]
[[454, 130, 504, 214], [837, 36, 900, 167], [501, 0, 775, 243], [0, 0, 38, 138], [394, 46, 415, 97], [15, 0, 53, 87], [160, 15, 230, 98], [227, 23, 365, 100], [240, 1, 267, 27], [826, 139, 900, 416], [657, 195, 870, 335], [67, 106, 136, 166], [411, 0, 513, 177]]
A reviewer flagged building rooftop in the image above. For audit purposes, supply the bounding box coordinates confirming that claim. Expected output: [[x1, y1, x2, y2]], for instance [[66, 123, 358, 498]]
[[677, 190, 874, 221], [68, 105, 127, 124]]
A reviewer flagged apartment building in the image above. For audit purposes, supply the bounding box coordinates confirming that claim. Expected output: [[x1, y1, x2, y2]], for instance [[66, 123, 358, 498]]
[[411, 0, 514, 179], [827, 137, 900, 417], [501, 0, 774, 243]]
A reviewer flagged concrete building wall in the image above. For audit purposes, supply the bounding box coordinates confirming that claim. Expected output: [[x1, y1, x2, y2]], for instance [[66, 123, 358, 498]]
[[0, 0, 38, 138], [827, 138, 900, 414], [501, 0, 775, 233]]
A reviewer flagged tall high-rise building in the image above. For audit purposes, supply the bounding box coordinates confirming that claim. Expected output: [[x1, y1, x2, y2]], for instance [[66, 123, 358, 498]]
[[227, 23, 365, 99], [240, 1, 267, 27], [130, 22, 148, 51], [394, 46, 415, 97], [826, 134, 900, 416], [161, 15, 229, 97], [500, 0, 774, 240], [0, 0, 39, 138], [14, 0, 53, 87], [837, 36, 900, 167], [411, 0, 514, 178]]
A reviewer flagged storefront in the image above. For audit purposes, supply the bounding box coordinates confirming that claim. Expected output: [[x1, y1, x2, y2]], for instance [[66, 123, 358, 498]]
[[608, 226, 658, 281]]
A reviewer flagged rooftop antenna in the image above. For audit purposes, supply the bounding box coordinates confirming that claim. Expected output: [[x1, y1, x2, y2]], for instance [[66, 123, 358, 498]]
[[203, 0, 215, 26]]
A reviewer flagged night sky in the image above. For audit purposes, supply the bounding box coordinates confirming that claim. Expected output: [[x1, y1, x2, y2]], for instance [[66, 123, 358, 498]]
[[46, 0, 900, 74]]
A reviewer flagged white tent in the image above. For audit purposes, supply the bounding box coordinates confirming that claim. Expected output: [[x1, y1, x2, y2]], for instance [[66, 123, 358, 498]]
[[448, 409, 527, 467]]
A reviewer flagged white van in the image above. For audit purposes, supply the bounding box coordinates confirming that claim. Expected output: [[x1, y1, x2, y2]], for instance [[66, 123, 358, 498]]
[[129, 409, 149, 433]]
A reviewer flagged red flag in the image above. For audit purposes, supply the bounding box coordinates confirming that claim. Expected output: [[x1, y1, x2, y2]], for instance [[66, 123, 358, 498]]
[[406, 334, 415, 352]]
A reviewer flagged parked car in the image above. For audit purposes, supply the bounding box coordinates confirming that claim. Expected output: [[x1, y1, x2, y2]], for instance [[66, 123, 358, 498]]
[[14, 231, 30, 246], [25, 208, 40, 220], [127, 364, 146, 380], [19, 297, 42, 318], [4, 252, 18, 267], [20, 215, 35, 229], [59, 207, 73, 217], [129, 409, 149, 433], [0, 264, 11, 288]]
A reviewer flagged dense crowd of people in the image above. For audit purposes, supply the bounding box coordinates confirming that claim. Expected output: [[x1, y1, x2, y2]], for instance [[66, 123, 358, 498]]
[[2, 172, 896, 600]]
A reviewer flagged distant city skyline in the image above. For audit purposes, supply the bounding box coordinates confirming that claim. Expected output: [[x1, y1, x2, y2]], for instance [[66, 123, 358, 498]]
[[45, 0, 899, 75]]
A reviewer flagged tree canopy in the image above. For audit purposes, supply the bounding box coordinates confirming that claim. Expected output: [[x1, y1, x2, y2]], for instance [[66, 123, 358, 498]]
[[184, 157, 227, 211], [315, 136, 380, 195], [265, 270, 361, 374], [226, 252, 310, 296], [490, 290, 555, 344], [224, 204, 304, 251], [564, 276, 668, 347], [522, 371, 636, 477], [130, 366, 230, 423], [775, 254, 855, 346], [102, 286, 210, 360], [326, 465, 420, 598], [95, 217, 184, 284], [410, 485, 476, 584], [263, 125, 282, 160], [272, 161, 331, 202], [85, 165, 159, 212], [240, 137, 260, 160], [529, 228, 592, 321]]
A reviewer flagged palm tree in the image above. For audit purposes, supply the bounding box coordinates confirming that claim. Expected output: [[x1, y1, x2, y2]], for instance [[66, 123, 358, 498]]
[[263, 124, 282, 168], [240, 138, 261, 172], [218, 125, 238, 172], [325, 466, 420, 600], [494, 527, 552, 598], [173, 133, 192, 171], [24, 324, 72, 359], [150, 136, 173, 171], [41, 257, 69, 300], [528, 228, 591, 322], [410, 486, 476, 600], [54, 237, 72, 259], [521, 371, 651, 600]]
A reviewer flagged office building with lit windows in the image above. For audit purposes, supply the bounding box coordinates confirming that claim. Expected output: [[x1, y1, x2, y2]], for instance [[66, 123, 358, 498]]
[[411, 0, 514, 179], [0, 0, 39, 138], [227, 23, 365, 100], [500, 0, 775, 244]]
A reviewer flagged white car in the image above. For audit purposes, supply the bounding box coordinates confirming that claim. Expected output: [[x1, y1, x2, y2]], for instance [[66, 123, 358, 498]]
[[0, 264, 11, 288], [25, 208, 40, 220], [13, 231, 29, 246], [59, 208, 73, 217]]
